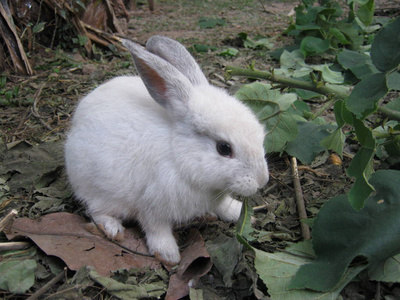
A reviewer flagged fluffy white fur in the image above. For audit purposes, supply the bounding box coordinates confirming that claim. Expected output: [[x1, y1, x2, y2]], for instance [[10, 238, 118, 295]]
[[64, 36, 269, 263]]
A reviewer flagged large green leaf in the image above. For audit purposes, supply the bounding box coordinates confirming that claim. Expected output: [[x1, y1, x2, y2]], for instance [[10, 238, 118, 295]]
[[337, 49, 379, 80], [371, 17, 400, 72], [253, 241, 366, 300], [285, 122, 332, 164], [235, 83, 298, 153], [235, 195, 366, 299], [346, 72, 388, 119], [290, 169, 400, 292]]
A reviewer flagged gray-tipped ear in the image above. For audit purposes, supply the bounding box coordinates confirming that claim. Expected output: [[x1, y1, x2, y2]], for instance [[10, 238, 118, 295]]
[[146, 35, 208, 86], [122, 39, 192, 113]]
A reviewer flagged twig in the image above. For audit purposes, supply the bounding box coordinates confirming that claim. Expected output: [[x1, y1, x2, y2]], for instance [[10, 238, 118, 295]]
[[31, 83, 53, 131], [290, 157, 311, 240], [257, 0, 275, 14], [253, 203, 269, 212], [375, 281, 381, 300], [0, 209, 18, 232], [297, 166, 329, 177], [0, 241, 32, 251], [27, 267, 67, 300]]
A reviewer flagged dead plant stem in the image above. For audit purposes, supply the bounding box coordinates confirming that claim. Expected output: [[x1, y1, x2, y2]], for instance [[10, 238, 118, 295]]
[[27, 268, 67, 300], [290, 156, 311, 240]]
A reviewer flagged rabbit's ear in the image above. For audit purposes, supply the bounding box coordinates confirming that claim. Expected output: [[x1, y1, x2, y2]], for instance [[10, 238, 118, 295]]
[[146, 35, 208, 86], [122, 39, 191, 114]]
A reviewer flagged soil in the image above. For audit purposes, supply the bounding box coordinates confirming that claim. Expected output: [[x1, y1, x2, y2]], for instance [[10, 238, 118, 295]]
[[1, 0, 400, 299]]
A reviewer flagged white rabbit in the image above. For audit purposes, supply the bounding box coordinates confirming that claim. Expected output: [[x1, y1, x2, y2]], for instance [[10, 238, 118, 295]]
[[64, 36, 269, 264]]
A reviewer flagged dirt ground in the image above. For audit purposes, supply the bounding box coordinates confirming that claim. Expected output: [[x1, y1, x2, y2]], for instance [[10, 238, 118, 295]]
[[1, 0, 400, 299]]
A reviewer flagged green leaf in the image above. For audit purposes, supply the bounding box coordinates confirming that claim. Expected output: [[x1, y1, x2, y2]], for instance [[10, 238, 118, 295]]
[[189, 288, 204, 300], [346, 72, 388, 118], [337, 49, 370, 69], [387, 71, 400, 91], [371, 17, 400, 72], [89, 268, 166, 299], [33, 22, 46, 34], [193, 44, 217, 53], [329, 27, 350, 45], [300, 36, 330, 57], [59, 9, 67, 19], [355, 0, 375, 26], [0, 259, 37, 293], [285, 122, 332, 164], [320, 128, 345, 156], [347, 118, 376, 209], [198, 17, 225, 29], [76, 0, 86, 10], [335, 22, 364, 49], [290, 170, 400, 291], [218, 48, 239, 57], [312, 64, 344, 84], [386, 97, 400, 112], [207, 235, 242, 287], [254, 241, 366, 299], [236, 198, 254, 239], [235, 83, 298, 153], [277, 50, 314, 78], [337, 49, 379, 80], [368, 253, 400, 282]]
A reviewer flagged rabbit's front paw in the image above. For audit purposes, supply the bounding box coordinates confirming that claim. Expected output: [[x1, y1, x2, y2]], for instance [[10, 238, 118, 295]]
[[215, 197, 243, 222], [146, 229, 180, 264], [93, 214, 125, 241]]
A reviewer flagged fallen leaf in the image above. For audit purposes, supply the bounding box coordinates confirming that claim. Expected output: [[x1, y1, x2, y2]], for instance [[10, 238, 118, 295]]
[[165, 228, 212, 300], [5, 212, 161, 276], [0, 258, 37, 293]]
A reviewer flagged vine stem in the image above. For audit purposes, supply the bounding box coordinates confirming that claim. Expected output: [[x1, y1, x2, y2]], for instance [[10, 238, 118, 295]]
[[226, 66, 400, 121], [226, 66, 348, 100]]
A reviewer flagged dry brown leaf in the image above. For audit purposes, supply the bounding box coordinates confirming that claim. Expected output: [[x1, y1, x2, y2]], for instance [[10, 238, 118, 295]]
[[165, 228, 212, 300], [5, 212, 161, 276]]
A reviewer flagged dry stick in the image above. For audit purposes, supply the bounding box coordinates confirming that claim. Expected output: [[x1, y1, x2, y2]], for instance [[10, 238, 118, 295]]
[[0, 241, 32, 251], [0, 209, 18, 232], [290, 156, 311, 240], [257, 0, 275, 14], [32, 83, 53, 131], [27, 267, 67, 300]]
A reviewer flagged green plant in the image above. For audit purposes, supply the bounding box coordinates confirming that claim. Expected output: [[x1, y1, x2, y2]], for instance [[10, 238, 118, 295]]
[[228, 16, 400, 209], [227, 7, 400, 297], [285, 0, 377, 56]]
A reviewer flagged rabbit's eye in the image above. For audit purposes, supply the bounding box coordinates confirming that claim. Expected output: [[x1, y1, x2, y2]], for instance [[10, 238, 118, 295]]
[[216, 140, 233, 157]]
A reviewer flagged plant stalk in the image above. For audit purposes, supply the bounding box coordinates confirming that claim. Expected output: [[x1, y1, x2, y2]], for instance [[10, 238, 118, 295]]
[[226, 66, 400, 121], [290, 156, 311, 240], [226, 66, 348, 100]]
